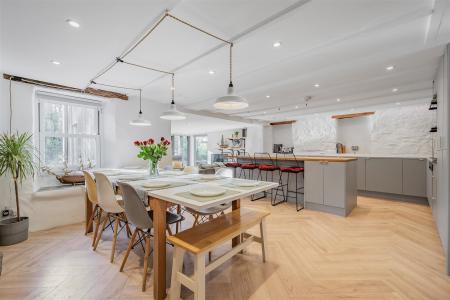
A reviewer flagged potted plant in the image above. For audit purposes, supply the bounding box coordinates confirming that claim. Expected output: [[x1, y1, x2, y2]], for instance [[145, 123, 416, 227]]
[[0, 132, 37, 246], [134, 137, 170, 176]]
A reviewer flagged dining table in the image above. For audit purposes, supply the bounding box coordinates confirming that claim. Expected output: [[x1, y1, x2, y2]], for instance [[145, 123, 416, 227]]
[[84, 169, 278, 300]]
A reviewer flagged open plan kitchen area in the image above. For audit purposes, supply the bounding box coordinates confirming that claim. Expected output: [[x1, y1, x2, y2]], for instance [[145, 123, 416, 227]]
[[1, 1, 450, 300]]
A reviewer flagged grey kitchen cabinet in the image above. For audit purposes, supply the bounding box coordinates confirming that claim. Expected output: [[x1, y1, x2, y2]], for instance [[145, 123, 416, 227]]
[[305, 160, 357, 216], [323, 162, 346, 208], [365, 158, 403, 194], [304, 161, 324, 204], [402, 158, 426, 197], [357, 158, 366, 190]]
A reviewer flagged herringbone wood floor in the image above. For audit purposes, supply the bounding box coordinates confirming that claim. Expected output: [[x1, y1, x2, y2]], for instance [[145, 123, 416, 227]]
[[0, 196, 449, 300]]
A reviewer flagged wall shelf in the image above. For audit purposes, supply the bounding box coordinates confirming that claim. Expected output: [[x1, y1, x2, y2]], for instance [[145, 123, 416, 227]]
[[331, 112, 375, 119]]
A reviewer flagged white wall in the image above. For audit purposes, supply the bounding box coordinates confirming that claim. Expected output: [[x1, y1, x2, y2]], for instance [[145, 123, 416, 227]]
[[272, 124, 294, 147], [293, 113, 337, 153], [0, 79, 171, 231], [292, 102, 433, 156], [102, 96, 171, 168], [434, 46, 450, 275], [336, 117, 371, 153]]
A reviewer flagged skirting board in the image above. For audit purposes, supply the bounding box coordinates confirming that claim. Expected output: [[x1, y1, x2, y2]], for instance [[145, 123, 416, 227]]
[[304, 202, 348, 217], [358, 190, 429, 205]]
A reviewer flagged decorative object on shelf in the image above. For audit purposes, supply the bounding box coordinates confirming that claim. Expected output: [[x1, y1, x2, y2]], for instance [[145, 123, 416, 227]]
[[429, 80, 437, 110], [134, 137, 170, 176], [0, 132, 37, 245], [234, 131, 239, 138], [430, 126, 437, 133], [217, 134, 228, 149], [214, 44, 249, 110], [160, 74, 186, 120], [130, 89, 151, 126]]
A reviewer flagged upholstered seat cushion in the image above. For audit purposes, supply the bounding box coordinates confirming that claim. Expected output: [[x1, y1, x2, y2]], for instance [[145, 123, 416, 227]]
[[241, 164, 258, 169], [280, 167, 304, 173], [225, 162, 241, 168], [259, 164, 280, 171]]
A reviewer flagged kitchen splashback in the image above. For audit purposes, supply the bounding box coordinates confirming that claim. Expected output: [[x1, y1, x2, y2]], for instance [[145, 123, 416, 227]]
[[292, 103, 433, 157]]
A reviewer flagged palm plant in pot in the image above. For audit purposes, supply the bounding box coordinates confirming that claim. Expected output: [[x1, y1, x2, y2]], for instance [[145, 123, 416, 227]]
[[0, 132, 37, 246]]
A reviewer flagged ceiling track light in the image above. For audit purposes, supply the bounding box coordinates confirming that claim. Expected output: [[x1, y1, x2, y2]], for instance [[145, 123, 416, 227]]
[[160, 74, 186, 120]]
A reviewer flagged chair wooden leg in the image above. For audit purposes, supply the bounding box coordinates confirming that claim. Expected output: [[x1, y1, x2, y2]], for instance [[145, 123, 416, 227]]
[[260, 218, 268, 263], [120, 228, 138, 272], [193, 254, 206, 300], [93, 212, 109, 250], [193, 214, 199, 227], [169, 246, 185, 300], [142, 235, 152, 292], [92, 208, 102, 247], [85, 204, 96, 235], [110, 215, 120, 263]]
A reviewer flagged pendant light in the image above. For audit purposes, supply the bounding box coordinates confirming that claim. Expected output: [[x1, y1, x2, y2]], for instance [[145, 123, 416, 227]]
[[130, 89, 152, 126], [214, 44, 248, 110], [160, 74, 186, 120]]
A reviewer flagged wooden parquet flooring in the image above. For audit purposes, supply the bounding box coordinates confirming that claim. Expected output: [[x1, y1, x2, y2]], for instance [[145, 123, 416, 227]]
[[0, 196, 449, 299]]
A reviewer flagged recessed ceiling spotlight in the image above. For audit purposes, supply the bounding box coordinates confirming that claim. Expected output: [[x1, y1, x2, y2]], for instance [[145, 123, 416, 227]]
[[208, 70, 215, 75], [263, 111, 267, 114], [336, 98, 341, 102], [386, 65, 395, 71], [66, 19, 80, 28], [266, 95, 270, 98], [295, 105, 299, 109], [396, 102, 401, 105], [392, 88, 398, 92], [51, 60, 61, 65], [273, 41, 281, 48], [314, 83, 320, 88]]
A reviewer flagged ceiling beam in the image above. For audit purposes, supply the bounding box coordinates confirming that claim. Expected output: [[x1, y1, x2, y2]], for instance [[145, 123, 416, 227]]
[[3, 74, 128, 100]]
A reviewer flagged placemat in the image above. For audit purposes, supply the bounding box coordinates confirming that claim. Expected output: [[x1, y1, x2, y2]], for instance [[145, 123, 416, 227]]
[[139, 182, 192, 191], [175, 189, 240, 202], [220, 181, 273, 191]]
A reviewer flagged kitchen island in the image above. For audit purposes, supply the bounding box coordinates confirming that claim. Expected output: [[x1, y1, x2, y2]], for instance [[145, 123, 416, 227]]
[[228, 155, 358, 216]]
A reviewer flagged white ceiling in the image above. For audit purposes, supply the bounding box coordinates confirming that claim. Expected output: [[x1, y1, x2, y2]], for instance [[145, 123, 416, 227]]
[[170, 113, 250, 136], [1, 0, 450, 122]]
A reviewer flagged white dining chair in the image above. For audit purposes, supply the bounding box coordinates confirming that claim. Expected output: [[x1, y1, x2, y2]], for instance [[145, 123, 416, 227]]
[[93, 172, 131, 263]]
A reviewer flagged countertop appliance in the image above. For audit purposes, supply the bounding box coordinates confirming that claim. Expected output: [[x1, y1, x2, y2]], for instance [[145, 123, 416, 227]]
[[273, 144, 283, 153]]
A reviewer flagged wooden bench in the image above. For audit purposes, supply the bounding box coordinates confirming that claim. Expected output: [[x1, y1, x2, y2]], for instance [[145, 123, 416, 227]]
[[168, 207, 270, 300]]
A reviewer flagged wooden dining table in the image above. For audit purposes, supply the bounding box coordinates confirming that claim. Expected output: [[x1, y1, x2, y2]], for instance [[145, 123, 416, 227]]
[[85, 171, 278, 300]]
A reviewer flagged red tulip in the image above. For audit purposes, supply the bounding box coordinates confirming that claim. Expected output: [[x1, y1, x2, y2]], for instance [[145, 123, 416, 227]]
[[149, 139, 154, 144], [160, 137, 165, 142], [133, 140, 140, 146], [143, 140, 148, 145]]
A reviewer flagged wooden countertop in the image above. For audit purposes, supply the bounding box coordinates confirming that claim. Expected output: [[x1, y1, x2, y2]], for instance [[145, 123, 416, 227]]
[[227, 155, 357, 162]]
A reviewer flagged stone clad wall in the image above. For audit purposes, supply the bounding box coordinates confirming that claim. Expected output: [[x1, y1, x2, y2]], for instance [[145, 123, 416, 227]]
[[292, 103, 433, 156]]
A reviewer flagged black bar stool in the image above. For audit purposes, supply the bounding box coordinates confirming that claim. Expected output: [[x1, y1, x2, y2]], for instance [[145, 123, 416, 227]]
[[276, 153, 304, 211], [238, 153, 258, 179], [252, 153, 284, 203]]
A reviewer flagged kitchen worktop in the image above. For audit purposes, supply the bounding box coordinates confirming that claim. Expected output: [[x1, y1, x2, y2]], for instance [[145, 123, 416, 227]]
[[228, 154, 357, 162], [292, 152, 429, 159]]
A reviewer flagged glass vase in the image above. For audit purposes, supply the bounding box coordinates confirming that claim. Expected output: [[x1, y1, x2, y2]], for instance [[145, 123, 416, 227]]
[[148, 160, 160, 177]]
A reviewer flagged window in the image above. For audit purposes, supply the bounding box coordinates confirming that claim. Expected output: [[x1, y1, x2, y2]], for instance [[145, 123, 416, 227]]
[[194, 135, 208, 165], [171, 135, 190, 166], [39, 96, 101, 169]]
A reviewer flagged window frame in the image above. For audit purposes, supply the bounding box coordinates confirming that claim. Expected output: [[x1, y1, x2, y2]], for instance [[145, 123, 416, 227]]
[[37, 94, 102, 170]]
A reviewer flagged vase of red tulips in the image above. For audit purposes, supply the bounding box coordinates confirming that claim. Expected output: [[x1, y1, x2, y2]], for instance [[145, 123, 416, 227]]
[[134, 137, 171, 176]]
